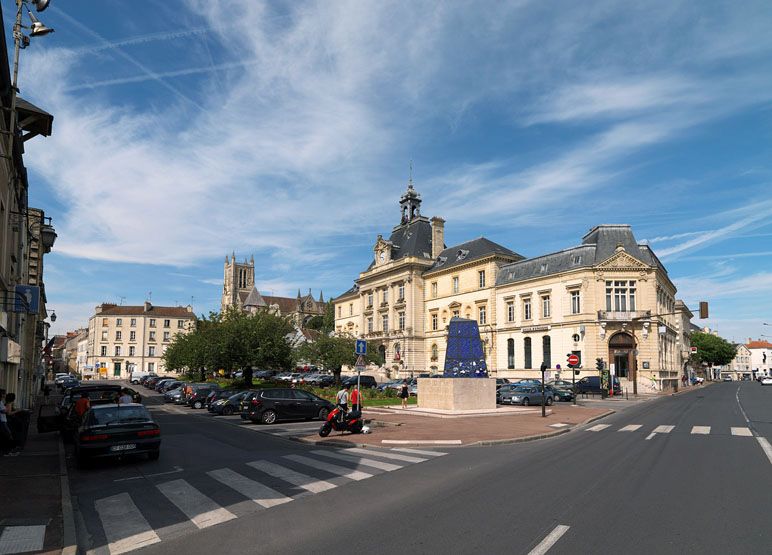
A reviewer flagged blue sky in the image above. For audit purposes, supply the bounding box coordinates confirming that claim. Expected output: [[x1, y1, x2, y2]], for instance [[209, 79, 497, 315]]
[[9, 0, 772, 344]]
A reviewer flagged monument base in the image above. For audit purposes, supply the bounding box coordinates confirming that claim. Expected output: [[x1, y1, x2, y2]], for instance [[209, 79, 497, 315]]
[[417, 378, 496, 411]]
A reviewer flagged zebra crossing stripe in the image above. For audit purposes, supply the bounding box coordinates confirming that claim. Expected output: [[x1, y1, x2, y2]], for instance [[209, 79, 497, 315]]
[[344, 448, 427, 463], [391, 448, 447, 457], [156, 479, 236, 529], [248, 460, 337, 493], [0, 525, 46, 555], [691, 426, 711, 435], [731, 427, 753, 437], [94, 493, 161, 555], [586, 424, 610, 432], [283, 454, 373, 481], [311, 450, 404, 471], [207, 468, 293, 508], [618, 425, 642, 432], [653, 425, 675, 434]]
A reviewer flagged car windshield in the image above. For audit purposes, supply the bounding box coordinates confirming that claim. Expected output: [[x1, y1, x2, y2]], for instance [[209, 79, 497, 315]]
[[89, 406, 152, 425]]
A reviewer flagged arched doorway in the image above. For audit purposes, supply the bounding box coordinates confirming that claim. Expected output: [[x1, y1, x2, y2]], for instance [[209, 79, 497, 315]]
[[608, 332, 636, 379]]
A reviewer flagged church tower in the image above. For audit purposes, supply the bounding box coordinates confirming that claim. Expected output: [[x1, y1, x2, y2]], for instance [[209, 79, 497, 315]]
[[221, 253, 255, 313], [399, 179, 422, 225]]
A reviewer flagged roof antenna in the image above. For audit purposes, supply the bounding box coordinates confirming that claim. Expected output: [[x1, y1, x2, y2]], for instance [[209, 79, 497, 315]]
[[408, 159, 413, 189]]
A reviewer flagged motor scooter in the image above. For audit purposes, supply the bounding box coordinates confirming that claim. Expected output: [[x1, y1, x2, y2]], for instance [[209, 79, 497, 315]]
[[319, 406, 365, 437]]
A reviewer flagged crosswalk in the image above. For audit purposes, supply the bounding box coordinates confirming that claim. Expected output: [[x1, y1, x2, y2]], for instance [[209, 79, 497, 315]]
[[584, 423, 756, 437], [85, 447, 446, 555]]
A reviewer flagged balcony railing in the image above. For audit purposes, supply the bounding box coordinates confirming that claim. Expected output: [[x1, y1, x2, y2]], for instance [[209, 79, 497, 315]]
[[597, 310, 651, 321]]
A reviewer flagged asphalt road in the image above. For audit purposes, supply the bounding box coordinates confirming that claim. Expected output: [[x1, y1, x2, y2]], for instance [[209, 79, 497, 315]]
[[67, 382, 772, 555]]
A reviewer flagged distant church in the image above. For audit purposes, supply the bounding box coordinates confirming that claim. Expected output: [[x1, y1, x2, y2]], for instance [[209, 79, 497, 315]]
[[221, 253, 326, 327]]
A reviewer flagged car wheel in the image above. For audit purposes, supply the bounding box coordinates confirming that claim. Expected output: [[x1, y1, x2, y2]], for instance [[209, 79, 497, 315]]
[[222, 406, 234, 416], [546, 397, 553, 406], [261, 409, 278, 425], [193, 400, 203, 409], [522, 398, 530, 406], [318, 407, 329, 420], [319, 422, 332, 437], [148, 450, 160, 461]]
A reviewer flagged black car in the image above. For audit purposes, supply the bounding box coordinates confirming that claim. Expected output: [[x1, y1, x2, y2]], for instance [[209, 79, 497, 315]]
[[547, 385, 575, 402], [341, 375, 378, 389], [211, 391, 249, 415], [206, 389, 237, 410], [188, 385, 219, 409], [58, 376, 80, 390], [73, 404, 160, 467], [573, 376, 622, 395], [242, 388, 334, 424], [139, 374, 158, 386]]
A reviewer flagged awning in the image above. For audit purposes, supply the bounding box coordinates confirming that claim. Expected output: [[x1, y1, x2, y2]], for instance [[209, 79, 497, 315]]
[[16, 97, 53, 141]]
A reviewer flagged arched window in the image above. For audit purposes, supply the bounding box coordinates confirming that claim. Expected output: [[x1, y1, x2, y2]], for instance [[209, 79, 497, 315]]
[[507, 338, 515, 369], [524, 337, 532, 369], [542, 335, 551, 368], [431, 344, 438, 361]]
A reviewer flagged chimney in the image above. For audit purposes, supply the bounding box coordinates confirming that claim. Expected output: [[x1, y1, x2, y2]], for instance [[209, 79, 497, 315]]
[[144, 301, 152, 312], [431, 217, 445, 259]]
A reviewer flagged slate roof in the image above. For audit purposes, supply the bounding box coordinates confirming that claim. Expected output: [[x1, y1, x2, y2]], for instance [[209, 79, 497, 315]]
[[96, 304, 194, 318], [388, 218, 435, 261], [497, 225, 664, 285], [426, 237, 523, 274], [243, 288, 267, 308], [336, 284, 359, 300]]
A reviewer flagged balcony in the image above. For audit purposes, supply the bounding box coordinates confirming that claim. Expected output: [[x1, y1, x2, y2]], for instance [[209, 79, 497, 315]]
[[597, 310, 651, 322]]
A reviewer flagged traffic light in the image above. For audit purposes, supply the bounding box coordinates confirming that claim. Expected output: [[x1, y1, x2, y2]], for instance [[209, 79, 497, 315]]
[[596, 358, 604, 371]]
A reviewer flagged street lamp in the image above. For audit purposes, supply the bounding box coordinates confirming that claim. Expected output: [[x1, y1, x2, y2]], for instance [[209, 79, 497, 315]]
[[46, 308, 56, 322]]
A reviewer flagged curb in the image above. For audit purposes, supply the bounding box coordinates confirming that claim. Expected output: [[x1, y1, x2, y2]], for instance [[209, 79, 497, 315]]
[[58, 435, 77, 555]]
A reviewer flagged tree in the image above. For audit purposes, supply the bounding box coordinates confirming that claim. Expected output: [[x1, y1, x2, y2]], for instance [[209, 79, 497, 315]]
[[690, 332, 737, 371], [295, 332, 382, 384]]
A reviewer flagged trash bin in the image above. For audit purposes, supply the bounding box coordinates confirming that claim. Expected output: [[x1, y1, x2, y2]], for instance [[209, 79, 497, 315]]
[[9, 409, 31, 449]]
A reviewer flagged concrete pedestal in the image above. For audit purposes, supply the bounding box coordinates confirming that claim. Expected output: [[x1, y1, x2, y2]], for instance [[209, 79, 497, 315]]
[[417, 377, 496, 411]]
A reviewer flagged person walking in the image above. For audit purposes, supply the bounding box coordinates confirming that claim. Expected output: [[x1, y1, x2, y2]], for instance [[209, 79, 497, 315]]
[[0, 389, 15, 456], [351, 386, 361, 413], [399, 380, 409, 409]]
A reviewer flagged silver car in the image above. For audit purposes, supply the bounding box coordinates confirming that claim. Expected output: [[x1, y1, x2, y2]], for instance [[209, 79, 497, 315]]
[[500, 386, 554, 406]]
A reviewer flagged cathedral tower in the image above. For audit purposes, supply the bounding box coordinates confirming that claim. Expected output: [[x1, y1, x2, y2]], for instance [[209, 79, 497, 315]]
[[221, 253, 255, 312]]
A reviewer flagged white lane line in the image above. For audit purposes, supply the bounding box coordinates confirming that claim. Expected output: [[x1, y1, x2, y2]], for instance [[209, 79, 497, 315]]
[[756, 437, 772, 466], [0, 525, 46, 555], [381, 439, 463, 445], [283, 454, 373, 481], [528, 524, 570, 555], [691, 426, 711, 435], [645, 432, 656, 441], [618, 424, 642, 432], [156, 479, 236, 529], [391, 448, 447, 457], [94, 493, 160, 555], [344, 448, 427, 463], [731, 427, 753, 437], [311, 450, 403, 472], [247, 460, 336, 493], [653, 425, 675, 434], [586, 424, 610, 432], [207, 468, 292, 508]]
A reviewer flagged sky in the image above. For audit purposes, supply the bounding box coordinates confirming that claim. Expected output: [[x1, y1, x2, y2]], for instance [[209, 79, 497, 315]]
[[8, 0, 772, 344]]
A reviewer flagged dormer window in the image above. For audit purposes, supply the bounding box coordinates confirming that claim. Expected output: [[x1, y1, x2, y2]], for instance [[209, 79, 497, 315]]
[[436, 256, 447, 266], [540, 263, 548, 273], [572, 255, 582, 265], [456, 249, 469, 261]]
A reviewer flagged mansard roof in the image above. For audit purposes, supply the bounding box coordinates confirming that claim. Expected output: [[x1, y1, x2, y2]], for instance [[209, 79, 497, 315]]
[[426, 237, 523, 274]]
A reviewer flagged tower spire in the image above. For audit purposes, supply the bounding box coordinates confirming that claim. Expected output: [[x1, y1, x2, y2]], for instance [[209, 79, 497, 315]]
[[408, 159, 413, 189]]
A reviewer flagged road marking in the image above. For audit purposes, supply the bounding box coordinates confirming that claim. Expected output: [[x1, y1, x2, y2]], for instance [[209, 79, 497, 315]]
[[527, 524, 570, 555], [381, 439, 463, 445], [283, 454, 373, 481], [207, 468, 292, 508], [756, 437, 772, 466], [653, 425, 675, 434], [247, 460, 337, 493], [618, 425, 642, 432], [0, 525, 46, 555], [391, 448, 448, 457], [586, 424, 610, 432], [311, 450, 403, 472], [731, 427, 753, 437], [94, 493, 160, 554], [344, 448, 427, 463], [549, 423, 570, 428], [691, 426, 711, 435], [156, 479, 236, 529], [114, 466, 184, 482], [645, 432, 656, 441]]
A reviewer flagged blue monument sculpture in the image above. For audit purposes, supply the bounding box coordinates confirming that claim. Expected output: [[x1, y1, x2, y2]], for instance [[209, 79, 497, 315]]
[[443, 317, 488, 377]]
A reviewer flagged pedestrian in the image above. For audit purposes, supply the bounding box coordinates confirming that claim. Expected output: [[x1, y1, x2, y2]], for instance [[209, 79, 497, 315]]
[[118, 388, 133, 405], [336, 384, 349, 421], [74, 392, 91, 418], [351, 385, 361, 413], [681, 375, 687, 387], [399, 380, 409, 409], [0, 389, 15, 456]]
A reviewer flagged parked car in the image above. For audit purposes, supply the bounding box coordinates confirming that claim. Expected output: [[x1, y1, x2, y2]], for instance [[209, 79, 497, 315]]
[[722, 375, 733, 382], [378, 380, 403, 392], [188, 385, 219, 409], [73, 404, 160, 467], [242, 387, 334, 424], [206, 389, 237, 410], [163, 387, 183, 403], [341, 375, 378, 389], [154, 379, 178, 392], [160, 380, 182, 393], [130, 371, 155, 385], [139, 374, 158, 386], [495, 378, 510, 387], [499, 386, 553, 406], [573, 376, 622, 395], [547, 385, 574, 402], [253, 369, 277, 380], [278, 373, 302, 382], [59, 376, 80, 390], [212, 391, 250, 415], [548, 379, 577, 390], [760, 377, 772, 386], [54, 373, 76, 387]]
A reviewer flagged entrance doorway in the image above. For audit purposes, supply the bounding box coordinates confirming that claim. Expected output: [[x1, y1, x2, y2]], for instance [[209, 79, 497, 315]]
[[113, 362, 122, 377], [614, 353, 630, 378], [608, 332, 635, 379]]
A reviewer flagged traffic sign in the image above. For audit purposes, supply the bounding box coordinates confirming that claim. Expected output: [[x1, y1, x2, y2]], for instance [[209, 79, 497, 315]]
[[567, 354, 580, 367], [355, 339, 367, 355], [354, 354, 366, 372], [690, 346, 698, 354]]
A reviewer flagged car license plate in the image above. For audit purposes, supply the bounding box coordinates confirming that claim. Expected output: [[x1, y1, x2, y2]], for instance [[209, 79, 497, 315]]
[[110, 444, 136, 452]]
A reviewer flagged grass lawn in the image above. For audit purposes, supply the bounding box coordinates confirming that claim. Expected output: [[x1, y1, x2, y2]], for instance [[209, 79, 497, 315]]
[[359, 397, 416, 407]]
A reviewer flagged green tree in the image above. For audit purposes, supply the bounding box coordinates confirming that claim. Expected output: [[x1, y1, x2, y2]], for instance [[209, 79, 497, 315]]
[[295, 332, 382, 384], [690, 332, 737, 370], [321, 298, 335, 333]]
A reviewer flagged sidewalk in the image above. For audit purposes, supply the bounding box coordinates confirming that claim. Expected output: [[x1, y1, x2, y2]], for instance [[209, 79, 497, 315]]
[[300, 402, 615, 448], [0, 396, 74, 555]]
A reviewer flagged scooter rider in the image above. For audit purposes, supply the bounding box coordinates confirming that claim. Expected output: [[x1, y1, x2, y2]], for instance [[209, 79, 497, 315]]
[[336, 384, 350, 422]]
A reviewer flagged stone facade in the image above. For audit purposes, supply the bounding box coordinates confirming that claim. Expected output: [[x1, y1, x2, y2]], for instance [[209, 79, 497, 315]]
[[334, 184, 693, 391]]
